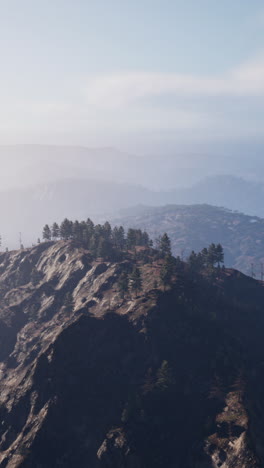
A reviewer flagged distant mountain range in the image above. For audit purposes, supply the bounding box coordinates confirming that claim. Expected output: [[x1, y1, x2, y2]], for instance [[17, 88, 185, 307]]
[[2, 171, 264, 260], [1, 144, 264, 191], [171, 175, 264, 217], [0, 178, 155, 248], [114, 204, 264, 277], [0, 144, 208, 190]]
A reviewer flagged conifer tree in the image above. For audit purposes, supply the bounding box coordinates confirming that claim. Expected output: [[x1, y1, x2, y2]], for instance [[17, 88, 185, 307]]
[[127, 229, 137, 250], [201, 247, 209, 267], [103, 221, 112, 240], [188, 251, 204, 272], [215, 243, 224, 266], [141, 231, 150, 246], [90, 231, 100, 257], [51, 222, 60, 240], [160, 255, 174, 289], [159, 233, 171, 257], [86, 218, 94, 240], [129, 266, 142, 296], [118, 271, 129, 298], [79, 221, 88, 243], [72, 220, 82, 241], [97, 237, 112, 259], [60, 219, 73, 240], [112, 226, 125, 250], [42, 224, 51, 241], [207, 243, 217, 267]]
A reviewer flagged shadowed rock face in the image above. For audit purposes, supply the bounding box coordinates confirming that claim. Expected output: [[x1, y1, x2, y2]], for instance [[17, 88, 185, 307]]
[[0, 242, 264, 467]]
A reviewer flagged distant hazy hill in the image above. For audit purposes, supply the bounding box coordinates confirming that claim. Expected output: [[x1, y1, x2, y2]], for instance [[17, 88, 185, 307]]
[[2, 173, 264, 252], [0, 145, 142, 190], [0, 144, 208, 190], [171, 175, 264, 217], [115, 204, 264, 277], [0, 178, 163, 248], [2, 144, 264, 193]]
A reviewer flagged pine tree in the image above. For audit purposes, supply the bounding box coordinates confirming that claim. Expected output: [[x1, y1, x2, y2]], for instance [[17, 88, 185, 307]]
[[205, 243, 224, 268], [207, 243, 217, 267], [90, 232, 100, 257], [42, 224, 51, 241], [129, 266, 142, 296], [127, 229, 137, 250], [97, 237, 112, 259], [159, 233, 171, 257], [160, 255, 174, 289], [60, 219, 73, 240], [112, 226, 125, 250], [215, 243, 224, 266], [86, 218, 94, 242], [201, 247, 209, 267], [51, 222, 60, 240], [188, 250, 204, 272], [103, 221, 112, 240], [72, 220, 82, 241], [141, 231, 150, 246], [118, 271, 129, 298]]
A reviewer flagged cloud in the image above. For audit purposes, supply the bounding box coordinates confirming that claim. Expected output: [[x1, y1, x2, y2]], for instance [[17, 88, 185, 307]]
[[84, 57, 264, 110], [3, 55, 264, 145]]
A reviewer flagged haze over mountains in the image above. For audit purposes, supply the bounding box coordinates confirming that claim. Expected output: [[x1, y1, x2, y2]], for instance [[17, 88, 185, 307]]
[[4, 1, 264, 466], [116, 204, 264, 277], [1, 142, 264, 284], [1, 174, 264, 248], [1, 144, 264, 191], [1, 145, 264, 251]]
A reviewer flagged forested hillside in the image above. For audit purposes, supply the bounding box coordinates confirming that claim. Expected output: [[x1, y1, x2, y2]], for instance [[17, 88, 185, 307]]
[[115, 204, 264, 277]]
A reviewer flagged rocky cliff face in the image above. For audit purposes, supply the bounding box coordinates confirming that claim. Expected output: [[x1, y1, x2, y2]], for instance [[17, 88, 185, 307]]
[[0, 241, 264, 467]]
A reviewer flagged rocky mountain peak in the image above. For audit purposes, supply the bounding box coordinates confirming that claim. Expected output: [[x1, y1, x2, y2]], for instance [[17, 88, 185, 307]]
[[0, 241, 263, 467]]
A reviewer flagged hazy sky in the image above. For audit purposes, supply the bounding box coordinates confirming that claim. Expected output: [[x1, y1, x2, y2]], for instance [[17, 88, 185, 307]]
[[2, 1, 264, 152]]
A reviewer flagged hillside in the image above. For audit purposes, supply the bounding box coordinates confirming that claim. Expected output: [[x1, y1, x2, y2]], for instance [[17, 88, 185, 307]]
[[0, 241, 264, 466], [115, 204, 264, 276]]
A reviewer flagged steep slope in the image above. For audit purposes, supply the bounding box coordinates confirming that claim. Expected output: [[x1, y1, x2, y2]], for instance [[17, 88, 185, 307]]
[[115, 204, 264, 276], [0, 242, 264, 467]]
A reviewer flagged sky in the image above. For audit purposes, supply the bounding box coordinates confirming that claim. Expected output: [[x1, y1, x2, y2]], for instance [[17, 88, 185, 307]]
[[1, 0, 264, 153]]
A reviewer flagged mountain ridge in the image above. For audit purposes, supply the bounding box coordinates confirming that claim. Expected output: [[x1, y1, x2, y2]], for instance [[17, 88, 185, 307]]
[[0, 240, 263, 466], [2, 173, 264, 247], [114, 203, 264, 276]]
